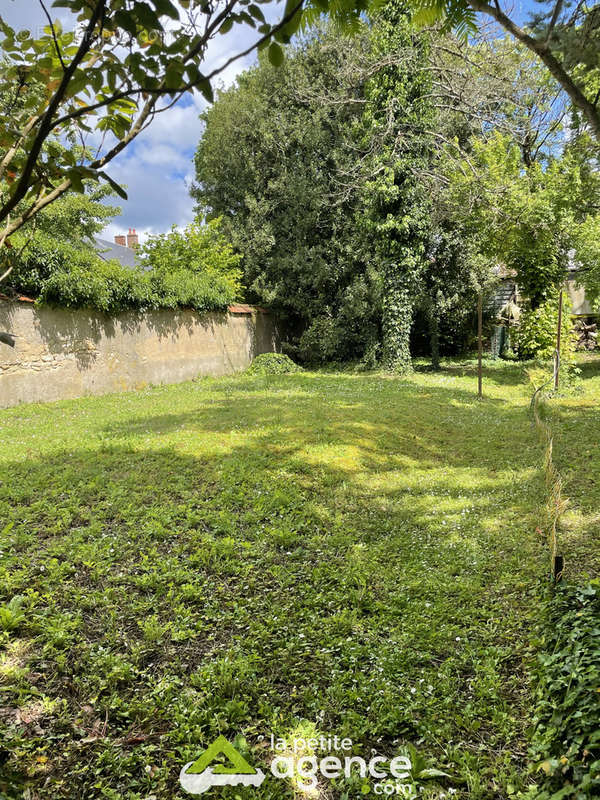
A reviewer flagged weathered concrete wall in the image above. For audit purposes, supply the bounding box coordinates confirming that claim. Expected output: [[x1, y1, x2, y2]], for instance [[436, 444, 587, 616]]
[[0, 299, 278, 408]]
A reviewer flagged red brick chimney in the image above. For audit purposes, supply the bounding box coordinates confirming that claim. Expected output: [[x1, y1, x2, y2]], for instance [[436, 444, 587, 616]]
[[114, 234, 126, 246], [126, 228, 139, 249]]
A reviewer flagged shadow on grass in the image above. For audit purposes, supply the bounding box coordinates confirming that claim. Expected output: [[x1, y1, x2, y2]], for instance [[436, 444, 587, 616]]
[[548, 399, 600, 579], [416, 359, 532, 388], [575, 355, 600, 381], [99, 370, 527, 441]]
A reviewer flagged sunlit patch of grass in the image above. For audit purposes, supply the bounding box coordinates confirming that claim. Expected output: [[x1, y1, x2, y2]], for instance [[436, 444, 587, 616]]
[[0, 638, 32, 682]]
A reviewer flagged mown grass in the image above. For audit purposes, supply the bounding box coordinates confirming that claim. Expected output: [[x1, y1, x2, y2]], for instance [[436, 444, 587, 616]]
[[0, 358, 597, 799], [543, 356, 600, 581]]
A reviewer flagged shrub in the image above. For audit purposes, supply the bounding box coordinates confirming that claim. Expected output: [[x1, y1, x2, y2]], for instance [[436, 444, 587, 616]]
[[8, 218, 241, 314], [526, 581, 600, 798], [514, 296, 575, 361], [297, 315, 340, 363], [40, 253, 154, 313], [138, 218, 243, 305], [245, 353, 303, 375]]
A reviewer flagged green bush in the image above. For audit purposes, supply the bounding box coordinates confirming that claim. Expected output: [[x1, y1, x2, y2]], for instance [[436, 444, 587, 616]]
[[40, 253, 154, 312], [514, 296, 575, 361], [8, 218, 241, 314], [295, 272, 383, 365], [526, 581, 600, 798], [245, 353, 303, 375]]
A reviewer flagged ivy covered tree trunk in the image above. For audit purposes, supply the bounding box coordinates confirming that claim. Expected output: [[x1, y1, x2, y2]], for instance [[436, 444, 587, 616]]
[[382, 266, 414, 373], [362, 0, 433, 373]]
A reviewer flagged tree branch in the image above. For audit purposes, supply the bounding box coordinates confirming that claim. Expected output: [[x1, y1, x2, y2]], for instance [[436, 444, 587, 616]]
[[0, 115, 40, 182], [38, 0, 67, 71], [0, 0, 310, 244], [467, 0, 600, 140], [0, 0, 106, 225], [546, 0, 564, 43]]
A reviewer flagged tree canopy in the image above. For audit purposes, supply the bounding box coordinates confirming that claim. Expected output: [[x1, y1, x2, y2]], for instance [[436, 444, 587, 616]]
[[405, 0, 600, 141], [441, 131, 600, 309], [194, 7, 600, 368], [193, 5, 437, 366], [193, 24, 383, 363]]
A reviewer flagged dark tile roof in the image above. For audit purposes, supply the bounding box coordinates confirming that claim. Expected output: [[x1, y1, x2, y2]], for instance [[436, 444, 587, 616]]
[[94, 237, 140, 269]]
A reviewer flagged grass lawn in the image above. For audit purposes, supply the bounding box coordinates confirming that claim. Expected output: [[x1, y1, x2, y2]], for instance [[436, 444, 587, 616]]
[[0, 358, 598, 799]]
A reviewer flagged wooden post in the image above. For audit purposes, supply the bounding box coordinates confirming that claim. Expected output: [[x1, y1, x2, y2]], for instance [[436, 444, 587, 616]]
[[552, 554, 564, 584], [554, 288, 563, 391], [477, 292, 483, 399]]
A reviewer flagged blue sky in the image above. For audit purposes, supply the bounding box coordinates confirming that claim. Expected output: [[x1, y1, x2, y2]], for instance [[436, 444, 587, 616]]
[[4, 0, 542, 242]]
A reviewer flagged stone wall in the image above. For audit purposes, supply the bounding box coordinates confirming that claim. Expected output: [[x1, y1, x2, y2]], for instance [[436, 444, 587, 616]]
[[0, 298, 278, 408]]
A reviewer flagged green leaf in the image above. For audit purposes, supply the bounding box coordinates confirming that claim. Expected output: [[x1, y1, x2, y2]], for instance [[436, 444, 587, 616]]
[[132, 1, 162, 30], [67, 169, 85, 194], [267, 41, 284, 67], [0, 19, 15, 37], [197, 77, 214, 103], [114, 10, 138, 37], [165, 59, 185, 89], [248, 4, 265, 23], [237, 11, 256, 27], [412, 5, 444, 28], [150, 0, 180, 19], [99, 172, 128, 200], [417, 767, 452, 779], [281, 9, 302, 40]]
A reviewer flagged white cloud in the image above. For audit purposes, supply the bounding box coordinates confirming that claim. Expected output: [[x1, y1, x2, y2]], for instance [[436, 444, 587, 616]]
[[101, 148, 196, 237], [136, 100, 206, 158], [99, 20, 264, 235]]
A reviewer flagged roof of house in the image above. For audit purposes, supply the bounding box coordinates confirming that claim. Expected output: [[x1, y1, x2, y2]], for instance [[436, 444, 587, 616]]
[[94, 237, 140, 269]]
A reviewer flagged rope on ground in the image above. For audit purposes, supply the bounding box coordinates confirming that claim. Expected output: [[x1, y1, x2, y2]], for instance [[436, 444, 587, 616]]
[[529, 374, 567, 583]]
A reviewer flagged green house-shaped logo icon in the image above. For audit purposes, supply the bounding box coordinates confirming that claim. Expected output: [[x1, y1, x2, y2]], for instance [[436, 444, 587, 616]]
[[179, 735, 266, 795]]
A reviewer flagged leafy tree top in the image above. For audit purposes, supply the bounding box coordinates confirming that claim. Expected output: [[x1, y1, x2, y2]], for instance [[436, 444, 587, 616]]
[[409, 0, 600, 141]]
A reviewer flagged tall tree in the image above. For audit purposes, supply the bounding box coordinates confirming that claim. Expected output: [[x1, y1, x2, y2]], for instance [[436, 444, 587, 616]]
[[193, 26, 383, 363], [193, 12, 433, 368], [440, 130, 600, 310], [430, 34, 569, 165], [361, 0, 433, 372], [410, 0, 600, 141]]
